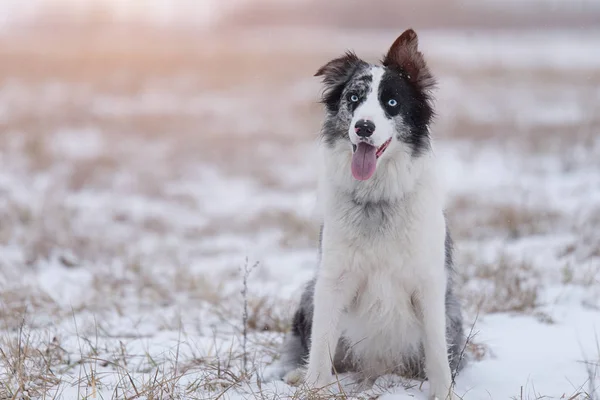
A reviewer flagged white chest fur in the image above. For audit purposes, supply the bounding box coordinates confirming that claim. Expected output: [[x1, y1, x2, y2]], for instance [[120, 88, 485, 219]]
[[317, 147, 447, 377], [324, 196, 430, 375], [305, 142, 453, 399], [341, 267, 423, 376]]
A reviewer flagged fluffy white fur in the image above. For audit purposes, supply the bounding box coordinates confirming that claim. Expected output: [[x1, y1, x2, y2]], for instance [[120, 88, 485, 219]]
[[302, 127, 454, 400]]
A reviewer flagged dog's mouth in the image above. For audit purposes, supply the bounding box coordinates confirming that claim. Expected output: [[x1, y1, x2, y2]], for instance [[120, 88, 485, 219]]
[[351, 137, 392, 159], [350, 137, 392, 181]]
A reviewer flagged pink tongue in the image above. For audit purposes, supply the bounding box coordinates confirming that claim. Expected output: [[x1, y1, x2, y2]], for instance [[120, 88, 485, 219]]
[[351, 142, 377, 181]]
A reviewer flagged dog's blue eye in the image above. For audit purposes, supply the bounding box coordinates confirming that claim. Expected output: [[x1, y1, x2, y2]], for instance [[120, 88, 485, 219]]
[[387, 99, 398, 107], [350, 94, 359, 102]]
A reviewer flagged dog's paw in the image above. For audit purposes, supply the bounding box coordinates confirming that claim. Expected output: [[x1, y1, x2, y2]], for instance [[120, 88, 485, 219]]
[[259, 362, 287, 383], [283, 368, 306, 386], [428, 377, 455, 400]]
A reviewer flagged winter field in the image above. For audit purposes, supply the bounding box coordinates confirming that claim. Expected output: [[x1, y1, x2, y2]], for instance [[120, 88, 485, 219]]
[[0, 28, 599, 399]]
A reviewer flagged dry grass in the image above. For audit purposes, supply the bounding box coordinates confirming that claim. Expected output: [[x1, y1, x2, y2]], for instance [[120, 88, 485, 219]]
[[484, 205, 559, 240], [566, 206, 600, 264], [0, 288, 63, 331], [198, 210, 319, 251], [561, 261, 600, 287], [0, 319, 65, 399], [448, 197, 561, 241], [246, 297, 292, 334], [459, 255, 540, 315], [0, 303, 287, 399]]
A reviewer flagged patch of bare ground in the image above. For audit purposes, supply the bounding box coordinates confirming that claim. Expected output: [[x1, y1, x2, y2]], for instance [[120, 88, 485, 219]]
[[197, 210, 319, 250], [435, 63, 600, 87], [448, 196, 561, 241], [560, 205, 600, 286], [0, 289, 62, 331], [439, 118, 600, 156], [434, 64, 600, 150], [246, 296, 292, 334], [459, 255, 540, 315], [0, 195, 120, 266]]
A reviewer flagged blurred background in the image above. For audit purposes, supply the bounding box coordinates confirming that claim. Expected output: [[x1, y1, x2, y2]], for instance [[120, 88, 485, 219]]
[[0, 0, 599, 398]]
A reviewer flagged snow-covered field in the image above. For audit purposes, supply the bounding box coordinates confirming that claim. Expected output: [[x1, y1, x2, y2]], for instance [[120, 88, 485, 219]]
[[0, 29, 599, 399]]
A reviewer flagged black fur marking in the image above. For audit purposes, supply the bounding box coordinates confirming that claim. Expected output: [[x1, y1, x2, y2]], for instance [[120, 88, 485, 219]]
[[316, 51, 369, 114], [316, 53, 370, 147], [443, 224, 467, 377], [378, 72, 404, 118], [322, 82, 346, 113], [291, 279, 314, 354], [379, 69, 433, 157]]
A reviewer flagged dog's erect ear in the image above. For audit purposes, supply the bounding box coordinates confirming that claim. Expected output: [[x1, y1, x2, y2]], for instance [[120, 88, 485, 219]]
[[315, 51, 362, 85], [382, 29, 435, 92]]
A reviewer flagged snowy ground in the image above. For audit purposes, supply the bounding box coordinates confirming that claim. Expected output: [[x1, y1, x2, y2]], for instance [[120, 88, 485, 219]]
[[0, 29, 599, 399]]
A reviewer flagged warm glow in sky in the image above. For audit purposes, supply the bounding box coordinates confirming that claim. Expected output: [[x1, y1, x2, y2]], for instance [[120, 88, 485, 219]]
[[0, 0, 262, 28]]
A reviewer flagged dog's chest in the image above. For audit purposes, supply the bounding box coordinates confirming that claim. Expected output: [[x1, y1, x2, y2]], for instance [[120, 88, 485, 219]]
[[326, 189, 427, 369], [340, 267, 423, 370], [340, 198, 401, 240], [328, 185, 417, 245]]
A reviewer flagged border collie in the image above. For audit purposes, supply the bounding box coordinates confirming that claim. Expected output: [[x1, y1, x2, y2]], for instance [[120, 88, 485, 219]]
[[268, 29, 465, 400]]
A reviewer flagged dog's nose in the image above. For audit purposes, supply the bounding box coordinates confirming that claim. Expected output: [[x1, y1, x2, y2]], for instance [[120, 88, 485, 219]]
[[355, 119, 375, 137]]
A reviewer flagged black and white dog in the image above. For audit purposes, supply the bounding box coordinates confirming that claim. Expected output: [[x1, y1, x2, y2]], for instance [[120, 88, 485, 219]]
[[268, 29, 465, 400]]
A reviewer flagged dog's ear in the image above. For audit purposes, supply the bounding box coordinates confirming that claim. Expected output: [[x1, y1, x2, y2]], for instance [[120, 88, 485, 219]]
[[315, 51, 364, 112], [315, 51, 362, 85], [382, 29, 435, 92]]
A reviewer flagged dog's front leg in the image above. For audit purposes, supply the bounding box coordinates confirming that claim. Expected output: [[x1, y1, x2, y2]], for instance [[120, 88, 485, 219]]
[[305, 262, 358, 390], [417, 277, 454, 400]]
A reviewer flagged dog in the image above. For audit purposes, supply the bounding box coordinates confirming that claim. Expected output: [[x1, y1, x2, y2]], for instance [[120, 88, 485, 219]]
[[267, 29, 465, 400]]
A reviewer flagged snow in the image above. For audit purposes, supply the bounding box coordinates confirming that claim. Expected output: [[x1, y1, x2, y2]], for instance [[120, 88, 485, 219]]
[[456, 308, 600, 399]]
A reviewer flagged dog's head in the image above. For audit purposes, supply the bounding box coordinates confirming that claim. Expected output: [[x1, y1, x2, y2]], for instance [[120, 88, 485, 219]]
[[315, 29, 435, 181]]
